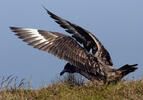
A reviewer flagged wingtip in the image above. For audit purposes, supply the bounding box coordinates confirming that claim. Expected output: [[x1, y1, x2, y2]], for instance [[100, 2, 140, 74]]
[[9, 26, 16, 30], [129, 64, 138, 69], [9, 27, 19, 33], [133, 64, 138, 70], [42, 5, 47, 11], [42, 5, 52, 15], [9, 26, 25, 33], [9, 26, 20, 30], [132, 64, 138, 66]]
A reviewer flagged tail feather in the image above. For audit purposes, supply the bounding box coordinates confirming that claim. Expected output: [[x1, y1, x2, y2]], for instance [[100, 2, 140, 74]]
[[117, 64, 138, 77]]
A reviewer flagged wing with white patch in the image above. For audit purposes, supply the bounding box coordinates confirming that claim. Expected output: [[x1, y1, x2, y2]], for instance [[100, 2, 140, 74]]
[[10, 27, 95, 71], [44, 8, 113, 66]]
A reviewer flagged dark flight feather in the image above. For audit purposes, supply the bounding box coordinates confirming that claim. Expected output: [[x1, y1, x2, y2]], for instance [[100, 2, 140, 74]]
[[10, 27, 104, 74], [10, 9, 138, 83], [44, 8, 113, 66]]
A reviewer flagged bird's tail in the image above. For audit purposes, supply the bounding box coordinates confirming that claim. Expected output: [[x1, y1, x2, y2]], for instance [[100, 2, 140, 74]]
[[117, 64, 138, 78]]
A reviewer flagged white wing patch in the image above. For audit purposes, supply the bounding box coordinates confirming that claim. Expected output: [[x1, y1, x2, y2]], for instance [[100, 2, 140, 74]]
[[23, 28, 48, 44], [10, 27, 60, 50]]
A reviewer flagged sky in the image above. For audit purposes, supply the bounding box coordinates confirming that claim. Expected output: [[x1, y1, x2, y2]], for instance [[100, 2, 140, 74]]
[[0, 0, 143, 88]]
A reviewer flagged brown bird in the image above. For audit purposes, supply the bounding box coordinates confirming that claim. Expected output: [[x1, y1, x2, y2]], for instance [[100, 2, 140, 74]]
[[10, 7, 137, 84]]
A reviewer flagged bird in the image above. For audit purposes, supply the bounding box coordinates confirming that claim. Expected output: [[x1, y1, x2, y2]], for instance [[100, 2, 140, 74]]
[[10, 7, 138, 84]]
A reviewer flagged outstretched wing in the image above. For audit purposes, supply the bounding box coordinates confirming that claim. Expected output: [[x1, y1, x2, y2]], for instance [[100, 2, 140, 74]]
[[10, 27, 96, 72], [44, 8, 113, 66]]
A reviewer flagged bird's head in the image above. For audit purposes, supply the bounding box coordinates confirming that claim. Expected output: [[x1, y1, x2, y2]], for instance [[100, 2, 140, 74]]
[[60, 63, 77, 76]]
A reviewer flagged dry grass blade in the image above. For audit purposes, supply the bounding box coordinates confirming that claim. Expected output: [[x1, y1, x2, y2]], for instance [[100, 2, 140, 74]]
[[0, 75, 142, 100]]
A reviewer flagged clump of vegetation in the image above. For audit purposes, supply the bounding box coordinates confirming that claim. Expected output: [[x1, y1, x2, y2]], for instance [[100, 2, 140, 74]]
[[0, 75, 143, 100]]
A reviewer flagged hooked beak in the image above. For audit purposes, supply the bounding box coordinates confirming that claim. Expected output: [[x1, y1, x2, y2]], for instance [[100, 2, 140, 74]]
[[60, 70, 65, 76]]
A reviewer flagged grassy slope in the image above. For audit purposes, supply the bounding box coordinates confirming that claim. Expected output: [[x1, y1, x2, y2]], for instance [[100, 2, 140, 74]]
[[0, 79, 143, 100]]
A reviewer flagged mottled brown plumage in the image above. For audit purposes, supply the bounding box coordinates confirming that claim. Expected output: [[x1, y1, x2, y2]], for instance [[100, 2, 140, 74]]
[[10, 8, 137, 84]]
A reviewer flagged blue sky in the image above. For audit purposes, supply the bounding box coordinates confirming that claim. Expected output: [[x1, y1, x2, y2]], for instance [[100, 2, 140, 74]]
[[0, 0, 143, 88]]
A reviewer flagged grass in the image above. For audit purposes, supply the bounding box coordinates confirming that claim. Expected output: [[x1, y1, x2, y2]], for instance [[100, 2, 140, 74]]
[[0, 74, 143, 100]]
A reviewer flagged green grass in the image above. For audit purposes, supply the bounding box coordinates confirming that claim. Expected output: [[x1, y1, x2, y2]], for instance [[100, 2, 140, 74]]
[[0, 75, 143, 100]]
